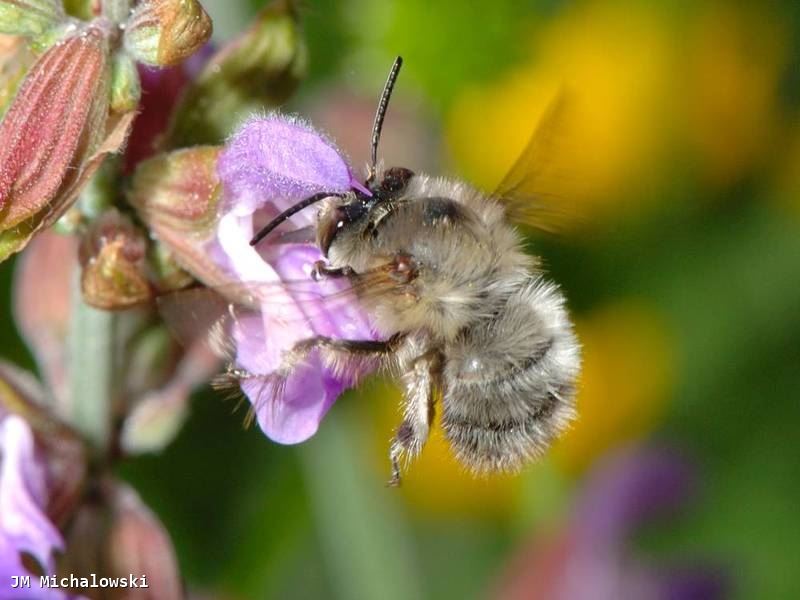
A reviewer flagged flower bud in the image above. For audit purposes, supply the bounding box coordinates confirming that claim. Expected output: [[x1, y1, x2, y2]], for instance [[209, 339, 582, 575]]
[[59, 480, 183, 598], [0, 0, 65, 39], [124, 0, 212, 67], [110, 50, 141, 113], [0, 20, 117, 261], [12, 231, 77, 408], [120, 381, 190, 454], [121, 339, 217, 454], [106, 484, 183, 599], [167, 0, 306, 146], [79, 209, 153, 309], [128, 146, 233, 286]]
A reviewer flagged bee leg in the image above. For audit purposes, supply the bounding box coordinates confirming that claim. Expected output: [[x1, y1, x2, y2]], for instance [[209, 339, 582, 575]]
[[310, 260, 355, 281], [388, 352, 441, 487], [279, 335, 404, 384]]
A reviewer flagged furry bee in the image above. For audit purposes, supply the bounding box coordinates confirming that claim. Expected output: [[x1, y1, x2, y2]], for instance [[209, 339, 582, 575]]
[[242, 57, 582, 485]]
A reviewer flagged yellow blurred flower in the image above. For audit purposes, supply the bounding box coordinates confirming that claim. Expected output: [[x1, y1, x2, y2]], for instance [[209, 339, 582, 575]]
[[446, 2, 676, 220], [447, 1, 789, 222], [554, 301, 675, 474], [680, 3, 787, 187]]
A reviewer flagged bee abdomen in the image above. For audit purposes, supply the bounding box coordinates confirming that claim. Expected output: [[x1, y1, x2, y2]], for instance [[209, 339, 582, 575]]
[[440, 276, 580, 473], [441, 385, 575, 473]]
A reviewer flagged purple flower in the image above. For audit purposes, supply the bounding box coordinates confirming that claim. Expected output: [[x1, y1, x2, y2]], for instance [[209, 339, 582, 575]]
[[0, 412, 65, 599], [495, 446, 729, 600], [211, 115, 378, 444]]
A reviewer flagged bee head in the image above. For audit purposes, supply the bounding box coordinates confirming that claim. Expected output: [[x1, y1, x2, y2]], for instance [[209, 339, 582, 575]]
[[250, 57, 407, 253], [373, 166, 415, 196], [319, 167, 415, 257]]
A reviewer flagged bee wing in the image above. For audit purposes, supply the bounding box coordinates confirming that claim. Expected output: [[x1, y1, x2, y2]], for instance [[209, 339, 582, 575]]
[[492, 89, 585, 234], [157, 263, 409, 358], [269, 225, 317, 245]]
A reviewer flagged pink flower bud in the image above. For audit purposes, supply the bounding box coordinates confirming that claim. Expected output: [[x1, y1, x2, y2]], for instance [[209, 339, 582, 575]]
[[0, 21, 117, 261], [105, 484, 183, 600], [12, 231, 77, 409]]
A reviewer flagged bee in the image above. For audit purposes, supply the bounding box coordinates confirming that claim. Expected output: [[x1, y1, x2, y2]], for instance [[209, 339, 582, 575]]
[[169, 57, 581, 485]]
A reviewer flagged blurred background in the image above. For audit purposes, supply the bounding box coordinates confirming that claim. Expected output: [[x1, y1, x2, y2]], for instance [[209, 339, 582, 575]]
[[3, 0, 800, 598]]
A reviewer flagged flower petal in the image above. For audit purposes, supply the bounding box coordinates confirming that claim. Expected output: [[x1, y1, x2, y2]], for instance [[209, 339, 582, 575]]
[[154, 114, 380, 444], [0, 415, 63, 577], [243, 357, 345, 444], [217, 115, 366, 219]]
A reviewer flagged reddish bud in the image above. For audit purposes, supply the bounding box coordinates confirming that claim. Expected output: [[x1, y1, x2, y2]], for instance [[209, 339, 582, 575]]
[[0, 21, 117, 260], [60, 479, 183, 599], [129, 146, 221, 232]]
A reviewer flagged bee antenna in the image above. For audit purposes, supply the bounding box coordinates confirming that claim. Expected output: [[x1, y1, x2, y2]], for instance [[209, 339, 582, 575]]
[[366, 56, 403, 185], [250, 191, 344, 247]]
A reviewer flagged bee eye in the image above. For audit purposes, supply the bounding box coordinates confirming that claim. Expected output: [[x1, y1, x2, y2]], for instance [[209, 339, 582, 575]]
[[320, 201, 370, 256], [380, 167, 414, 194]]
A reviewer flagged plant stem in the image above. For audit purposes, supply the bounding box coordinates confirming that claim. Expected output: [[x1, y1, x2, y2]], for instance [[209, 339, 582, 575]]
[[101, 0, 132, 24], [67, 271, 116, 451]]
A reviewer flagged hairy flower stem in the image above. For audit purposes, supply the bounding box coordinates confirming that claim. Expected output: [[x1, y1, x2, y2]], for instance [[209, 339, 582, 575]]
[[67, 272, 117, 451]]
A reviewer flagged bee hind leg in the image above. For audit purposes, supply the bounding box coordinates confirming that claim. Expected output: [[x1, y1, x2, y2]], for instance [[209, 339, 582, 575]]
[[388, 352, 441, 487]]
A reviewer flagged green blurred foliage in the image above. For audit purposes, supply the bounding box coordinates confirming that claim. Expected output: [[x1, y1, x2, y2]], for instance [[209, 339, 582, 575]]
[[3, 0, 800, 598]]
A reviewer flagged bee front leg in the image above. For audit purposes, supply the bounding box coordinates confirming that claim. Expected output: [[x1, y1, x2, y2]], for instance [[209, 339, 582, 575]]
[[388, 351, 442, 487], [280, 334, 404, 384]]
